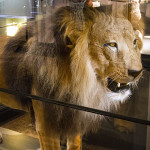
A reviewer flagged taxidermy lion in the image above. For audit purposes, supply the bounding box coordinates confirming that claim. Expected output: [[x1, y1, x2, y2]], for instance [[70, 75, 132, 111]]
[[0, 3, 143, 150]]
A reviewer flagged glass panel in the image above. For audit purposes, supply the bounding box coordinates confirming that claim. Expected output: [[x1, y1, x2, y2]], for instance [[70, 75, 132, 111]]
[[0, 0, 150, 150], [0, 1, 150, 118]]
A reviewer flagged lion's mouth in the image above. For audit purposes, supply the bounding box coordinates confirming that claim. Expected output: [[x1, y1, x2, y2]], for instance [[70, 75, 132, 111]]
[[107, 78, 130, 93]]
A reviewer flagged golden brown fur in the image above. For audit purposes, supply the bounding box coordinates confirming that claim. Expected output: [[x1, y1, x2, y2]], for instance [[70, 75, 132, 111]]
[[0, 5, 143, 150]]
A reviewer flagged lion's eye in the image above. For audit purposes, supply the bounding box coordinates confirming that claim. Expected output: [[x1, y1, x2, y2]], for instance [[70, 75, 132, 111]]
[[104, 42, 118, 52], [110, 43, 116, 47], [104, 42, 117, 48]]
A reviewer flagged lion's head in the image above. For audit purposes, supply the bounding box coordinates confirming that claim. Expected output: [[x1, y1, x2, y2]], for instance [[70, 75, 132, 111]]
[[50, 6, 143, 105], [89, 17, 143, 101]]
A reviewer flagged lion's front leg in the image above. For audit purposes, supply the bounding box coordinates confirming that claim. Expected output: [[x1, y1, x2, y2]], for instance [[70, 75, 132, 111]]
[[37, 131, 60, 150], [32, 100, 61, 150], [67, 134, 82, 150]]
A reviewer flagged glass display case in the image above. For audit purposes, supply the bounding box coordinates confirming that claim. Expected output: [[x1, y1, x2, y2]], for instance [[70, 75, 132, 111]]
[[0, 0, 150, 150]]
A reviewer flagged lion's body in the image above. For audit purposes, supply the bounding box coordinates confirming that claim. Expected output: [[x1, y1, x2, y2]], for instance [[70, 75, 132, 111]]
[[0, 5, 143, 150]]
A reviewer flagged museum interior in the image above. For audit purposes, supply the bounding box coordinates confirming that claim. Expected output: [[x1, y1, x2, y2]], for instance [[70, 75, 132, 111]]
[[0, 0, 150, 150]]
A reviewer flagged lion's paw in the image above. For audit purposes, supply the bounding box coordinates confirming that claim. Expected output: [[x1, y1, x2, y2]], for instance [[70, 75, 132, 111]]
[[114, 119, 135, 134]]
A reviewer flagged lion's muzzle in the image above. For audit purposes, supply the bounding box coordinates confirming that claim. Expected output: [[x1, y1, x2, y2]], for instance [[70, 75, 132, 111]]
[[107, 78, 130, 93]]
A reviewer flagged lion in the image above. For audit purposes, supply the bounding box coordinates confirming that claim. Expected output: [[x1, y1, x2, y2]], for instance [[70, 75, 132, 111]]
[[0, 4, 143, 150]]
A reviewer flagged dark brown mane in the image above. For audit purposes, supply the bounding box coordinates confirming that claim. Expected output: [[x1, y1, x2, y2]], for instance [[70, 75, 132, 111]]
[[1, 5, 99, 103]]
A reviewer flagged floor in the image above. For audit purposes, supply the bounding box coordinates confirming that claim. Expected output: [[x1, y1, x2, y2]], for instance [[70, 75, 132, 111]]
[[0, 127, 40, 150]]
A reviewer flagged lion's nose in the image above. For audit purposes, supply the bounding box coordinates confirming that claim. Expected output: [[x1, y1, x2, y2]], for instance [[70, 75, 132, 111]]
[[128, 69, 143, 78]]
